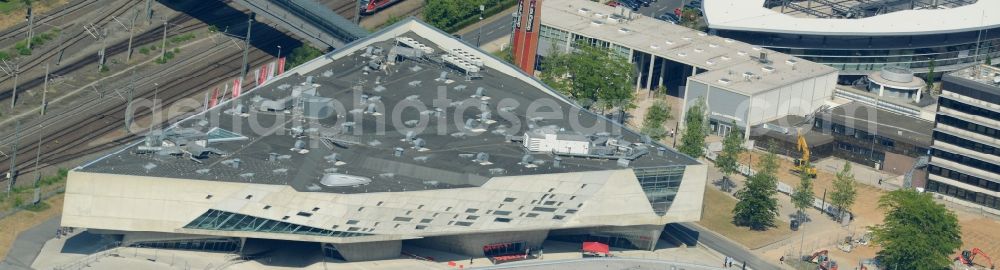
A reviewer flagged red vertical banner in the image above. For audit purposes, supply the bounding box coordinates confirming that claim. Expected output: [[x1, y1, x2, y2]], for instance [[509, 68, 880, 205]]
[[209, 87, 219, 108], [277, 57, 286, 75], [519, 0, 541, 74], [258, 65, 269, 85], [267, 61, 277, 81], [233, 78, 242, 98], [510, 0, 525, 66]]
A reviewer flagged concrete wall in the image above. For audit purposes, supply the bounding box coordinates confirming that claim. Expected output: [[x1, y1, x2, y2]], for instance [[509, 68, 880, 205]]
[[747, 72, 837, 126], [683, 80, 752, 129], [660, 164, 707, 223], [410, 230, 549, 257], [331, 240, 402, 261], [684, 72, 837, 132]]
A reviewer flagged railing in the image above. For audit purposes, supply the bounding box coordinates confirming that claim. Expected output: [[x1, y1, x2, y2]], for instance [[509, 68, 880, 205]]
[[53, 241, 122, 270]]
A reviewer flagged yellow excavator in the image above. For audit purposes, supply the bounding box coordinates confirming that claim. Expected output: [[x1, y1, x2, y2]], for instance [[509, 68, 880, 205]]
[[793, 132, 818, 178]]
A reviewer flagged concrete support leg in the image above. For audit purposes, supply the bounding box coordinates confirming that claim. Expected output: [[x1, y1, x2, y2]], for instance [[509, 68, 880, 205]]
[[645, 55, 656, 90]]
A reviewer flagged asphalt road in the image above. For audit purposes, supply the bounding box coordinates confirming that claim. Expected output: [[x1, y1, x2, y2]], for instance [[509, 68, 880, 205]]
[[665, 223, 782, 270], [0, 216, 60, 270], [459, 12, 514, 46]]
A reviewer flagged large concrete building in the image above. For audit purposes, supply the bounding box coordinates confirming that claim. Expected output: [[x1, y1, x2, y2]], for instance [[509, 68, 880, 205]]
[[705, 0, 1000, 77], [538, 0, 838, 140], [61, 19, 707, 262], [926, 64, 1000, 215]]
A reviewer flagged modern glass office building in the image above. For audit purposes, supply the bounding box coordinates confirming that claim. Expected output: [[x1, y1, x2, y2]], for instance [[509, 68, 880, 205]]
[[705, 0, 1000, 77], [927, 64, 1000, 214]]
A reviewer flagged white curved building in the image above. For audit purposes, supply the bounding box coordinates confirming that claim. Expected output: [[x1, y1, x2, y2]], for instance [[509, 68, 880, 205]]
[[705, 0, 1000, 77]]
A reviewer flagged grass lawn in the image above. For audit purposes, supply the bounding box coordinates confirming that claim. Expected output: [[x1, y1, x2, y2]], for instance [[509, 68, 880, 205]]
[[697, 186, 793, 250], [0, 1, 25, 14]]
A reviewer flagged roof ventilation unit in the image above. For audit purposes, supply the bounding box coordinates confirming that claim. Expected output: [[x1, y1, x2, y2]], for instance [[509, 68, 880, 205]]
[[324, 153, 340, 163], [222, 159, 241, 169], [395, 37, 434, 54], [521, 154, 534, 164], [475, 152, 490, 164]]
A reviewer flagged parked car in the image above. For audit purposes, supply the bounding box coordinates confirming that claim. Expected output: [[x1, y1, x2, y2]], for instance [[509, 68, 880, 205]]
[[617, 0, 641, 11], [684, 0, 704, 16], [656, 13, 681, 24]]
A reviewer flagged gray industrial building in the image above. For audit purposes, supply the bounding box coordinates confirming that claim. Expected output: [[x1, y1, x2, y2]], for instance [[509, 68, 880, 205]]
[[61, 19, 707, 262], [539, 0, 839, 141], [926, 64, 1000, 215]]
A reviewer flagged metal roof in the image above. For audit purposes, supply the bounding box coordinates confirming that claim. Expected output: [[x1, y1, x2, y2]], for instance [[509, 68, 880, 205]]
[[76, 19, 698, 195]]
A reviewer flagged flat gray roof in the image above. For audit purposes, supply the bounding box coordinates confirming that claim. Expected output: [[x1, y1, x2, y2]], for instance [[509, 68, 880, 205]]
[[541, 0, 837, 96], [78, 19, 698, 194], [818, 102, 933, 147]]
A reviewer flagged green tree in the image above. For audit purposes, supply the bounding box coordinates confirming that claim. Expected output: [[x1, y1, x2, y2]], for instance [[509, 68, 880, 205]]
[[538, 42, 635, 113], [714, 120, 743, 191], [732, 147, 780, 230], [423, 0, 495, 31], [641, 100, 672, 140], [830, 161, 857, 222], [287, 45, 325, 69], [872, 189, 961, 270], [678, 98, 707, 158], [791, 161, 815, 221]]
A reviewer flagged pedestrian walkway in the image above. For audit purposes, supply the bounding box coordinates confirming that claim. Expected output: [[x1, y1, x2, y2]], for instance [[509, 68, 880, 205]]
[[0, 216, 60, 270], [814, 158, 901, 191]]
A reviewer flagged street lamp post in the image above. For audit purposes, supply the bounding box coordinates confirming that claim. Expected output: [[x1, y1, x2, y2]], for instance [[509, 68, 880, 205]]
[[277, 45, 282, 60], [476, 5, 485, 47]]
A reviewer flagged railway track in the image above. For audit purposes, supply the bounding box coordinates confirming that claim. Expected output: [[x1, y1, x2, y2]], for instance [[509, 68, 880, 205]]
[[0, 0, 101, 47], [0, 0, 247, 103], [0, 0, 146, 89], [0, 29, 285, 183]]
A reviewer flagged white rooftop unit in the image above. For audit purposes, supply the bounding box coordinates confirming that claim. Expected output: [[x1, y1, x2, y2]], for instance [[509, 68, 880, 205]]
[[523, 127, 589, 155], [441, 54, 481, 73], [395, 37, 434, 54], [450, 48, 484, 67]]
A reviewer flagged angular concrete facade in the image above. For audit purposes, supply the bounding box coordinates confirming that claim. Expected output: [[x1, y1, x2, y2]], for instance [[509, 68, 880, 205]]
[[61, 19, 707, 262]]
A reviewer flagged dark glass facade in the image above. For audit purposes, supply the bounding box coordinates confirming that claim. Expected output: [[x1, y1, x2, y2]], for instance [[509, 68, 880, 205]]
[[926, 179, 1000, 210], [184, 209, 370, 237], [130, 238, 240, 252], [714, 28, 1000, 74], [633, 166, 686, 216]]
